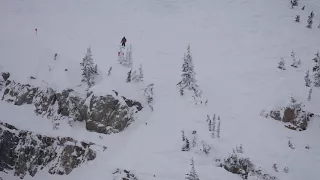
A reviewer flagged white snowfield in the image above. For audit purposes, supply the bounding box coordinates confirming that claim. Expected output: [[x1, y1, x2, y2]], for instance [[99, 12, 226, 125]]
[[1, 0, 320, 180]]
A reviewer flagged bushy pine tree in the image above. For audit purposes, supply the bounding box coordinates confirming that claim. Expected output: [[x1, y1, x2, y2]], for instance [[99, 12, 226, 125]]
[[307, 11, 314, 28], [304, 70, 311, 87], [177, 45, 200, 96], [80, 47, 98, 89], [182, 138, 190, 151], [185, 158, 200, 180]]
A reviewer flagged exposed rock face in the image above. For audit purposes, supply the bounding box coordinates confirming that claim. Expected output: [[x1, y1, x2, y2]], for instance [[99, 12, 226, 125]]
[[0, 78, 143, 134], [219, 153, 276, 180], [0, 121, 96, 179], [266, 98, 313, 131], [112, 168, 139, 180]]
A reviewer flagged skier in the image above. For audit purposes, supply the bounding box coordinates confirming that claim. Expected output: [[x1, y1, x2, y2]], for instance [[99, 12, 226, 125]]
[[121, 37, 127, 47]]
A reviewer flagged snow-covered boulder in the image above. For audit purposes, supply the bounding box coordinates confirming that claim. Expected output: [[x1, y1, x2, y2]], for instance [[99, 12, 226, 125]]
[[263, 97, 313, 131], [0, 77, 143, 134], [0, 121, 96, 179]]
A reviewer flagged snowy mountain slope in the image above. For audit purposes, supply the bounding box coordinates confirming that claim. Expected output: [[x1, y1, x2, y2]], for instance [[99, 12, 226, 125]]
[[1, 0, 320, 180]]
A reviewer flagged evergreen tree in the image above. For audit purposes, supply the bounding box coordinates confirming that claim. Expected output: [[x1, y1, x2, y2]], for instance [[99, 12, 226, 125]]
[[177, 45, 200, 96], [304, 70, 311, 87], [202, 142, 211, 155], [217, 116, 221, 138], [125, 45, 133, 68], [182, 138, 190, 151], [192, 135, 197, 147], [127, 70, 132, 83], [290, 51, 300, 68], [144, 83, 154, 111], [182, 130, 186, 141], [211, 114, 216, 138], [139, 64, 144, 82], [295, 15, 300, 22], [208, 119, 212, 131], [313, 52, 320, 87], [185, 158, 200, 180], [284, 166, 289, 173], [80, 47, 98, 89], [118, 45, 133, 68], [278, 58, 286, 70], [131, 64, 144, 83], [272, 163, 278, 172], [308, 88, 312, 101], [302, 6, 305, 10], [307, 11, 314, 28]]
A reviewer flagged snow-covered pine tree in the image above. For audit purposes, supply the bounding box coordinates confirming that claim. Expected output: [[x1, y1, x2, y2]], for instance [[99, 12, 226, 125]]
[[177, 45, 200, 96], [272, 163, 278, 172], [305, 70, 311, 87], [118, 45, 133, 68], [182, 130, 186, 141], [108, 66, 112, 76], [144, 83, 155, 111], [202, 142, 211, 155], [278, 58, 286, 70], [211, 114, 216, 138], [182, 138, 190, 151], [295, 15, 300, 22], [208, 119, 212, 131], [139, 64, 144, 82], [313, 52, 320, 87], [126, 70, 132, 83], [308, 88, 312, 101], [217, 116, 221, 138], [80, 47, 98, 89], [284, 166, 289, 173], [290, 51, 301, 68], [125, 45, 133, 68], [192, 135, 197, 147], [131, 64, 144, 83], [307, 11, 314, 28], [185, 158, 200, 180]]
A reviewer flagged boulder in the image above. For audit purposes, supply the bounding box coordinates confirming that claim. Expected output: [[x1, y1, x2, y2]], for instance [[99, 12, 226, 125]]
[[266, 98, 312, 131]]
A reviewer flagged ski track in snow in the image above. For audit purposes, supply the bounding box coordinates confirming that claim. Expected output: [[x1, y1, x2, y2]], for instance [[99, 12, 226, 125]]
[[1, 0, 320, 180]]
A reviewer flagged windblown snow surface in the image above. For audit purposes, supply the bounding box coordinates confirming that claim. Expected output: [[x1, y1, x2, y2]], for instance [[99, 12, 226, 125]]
[[1, 0, 320, 180]]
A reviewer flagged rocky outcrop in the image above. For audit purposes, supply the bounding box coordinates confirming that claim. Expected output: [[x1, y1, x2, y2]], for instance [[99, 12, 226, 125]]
[[263, 97, 314, 131], [0, 121, 97, 179], [112, 168, 139, 180], [0, 77, 143, 134], [219, 153, 276, 180]]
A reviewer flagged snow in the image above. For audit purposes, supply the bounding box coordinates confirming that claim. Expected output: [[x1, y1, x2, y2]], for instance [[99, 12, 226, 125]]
[[1, 0, 320, 180]]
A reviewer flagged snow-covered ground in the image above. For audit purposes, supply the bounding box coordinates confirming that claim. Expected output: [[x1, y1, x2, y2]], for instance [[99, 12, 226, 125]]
[[1, 0, 320, 180]]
